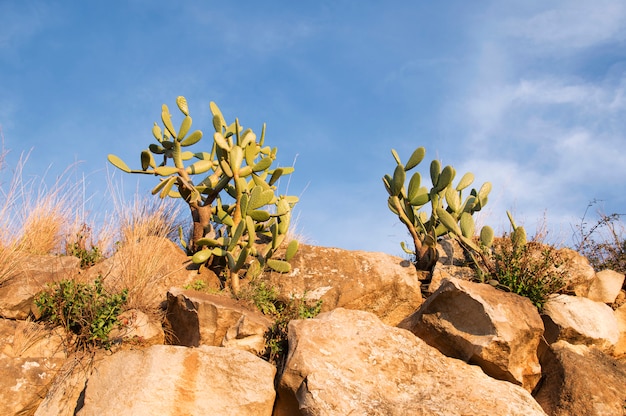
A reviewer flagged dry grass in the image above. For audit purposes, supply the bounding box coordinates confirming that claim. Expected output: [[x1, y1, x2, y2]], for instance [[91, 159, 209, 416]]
[[0, 149, 78, 287], [103, 190, 187, 311]]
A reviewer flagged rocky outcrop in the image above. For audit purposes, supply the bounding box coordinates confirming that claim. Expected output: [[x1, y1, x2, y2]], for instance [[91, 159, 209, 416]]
[[399, 278, 544, 391], [262, 244, 423, 325], [76, 345, 276, 416], [166, 288, 272, 355], [542, 294, 619, 352], [276, 308, 546, 416], [534, 340, 626, 416]]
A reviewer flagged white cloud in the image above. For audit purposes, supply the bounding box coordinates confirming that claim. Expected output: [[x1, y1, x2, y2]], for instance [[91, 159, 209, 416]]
[[505, 0, 626, 49]]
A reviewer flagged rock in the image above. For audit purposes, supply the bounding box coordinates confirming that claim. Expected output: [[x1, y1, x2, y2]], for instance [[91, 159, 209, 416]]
[[263, 244, 422, 326], [0, 255, 80, 319], [84, 236, 221, 310], [436, 237, 467, 266], [587, 269, 625, 304], [557, 248, 596, 296], [276, 308, 546, 416], [34, 352, 97, 416], [1, 319, 67, 359], [165, 288, 272, 355], [428, 264, 475, 293], [0, 354, 66, 415], [615, 303, 626, 357], [542, 294, 619, 352], [534, 340, 626, 416], [76, 345, 276, 416], [108, 309, 165, 345], [399, 278, 544, 391]]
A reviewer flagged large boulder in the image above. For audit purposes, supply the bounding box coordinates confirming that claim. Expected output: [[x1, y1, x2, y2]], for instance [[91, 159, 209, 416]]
[[276, 308, 546, 416], [587, 269, 625, 304], [0, 255, 80, 319], [165, 288, 272, 355], [263, 244, 422, 325], [76, 345, 276, 416], [399, 278, 544, 391], [534, 340, 626, 416], [557, 248, 597, 296], [542, 294, 619, 352]]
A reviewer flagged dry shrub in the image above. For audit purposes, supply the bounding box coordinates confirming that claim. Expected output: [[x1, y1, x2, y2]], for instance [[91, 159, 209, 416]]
[[574, 201, 626, 274], [0, 150, 75, 286], [106, 193, 187, 311]]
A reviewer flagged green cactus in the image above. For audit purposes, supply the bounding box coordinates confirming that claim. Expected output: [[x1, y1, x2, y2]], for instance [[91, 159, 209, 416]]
[[383, 147, 494, 271], [108, 97, 298, 293]]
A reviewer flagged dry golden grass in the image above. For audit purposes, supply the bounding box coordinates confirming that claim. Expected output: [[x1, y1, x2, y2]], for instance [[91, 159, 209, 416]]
[[103, 191, 187, 311]]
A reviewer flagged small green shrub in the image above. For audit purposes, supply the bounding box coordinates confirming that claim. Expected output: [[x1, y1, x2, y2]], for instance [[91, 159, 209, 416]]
[[183, 279, 208, 292], [35, 278, 128, 349], [65, 224, 103, 268], [264, 294, 322, 366], [487, 238, 566, 310]]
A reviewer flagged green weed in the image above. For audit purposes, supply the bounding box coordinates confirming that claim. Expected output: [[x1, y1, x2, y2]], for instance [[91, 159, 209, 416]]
[[35, 278, 128, 349]]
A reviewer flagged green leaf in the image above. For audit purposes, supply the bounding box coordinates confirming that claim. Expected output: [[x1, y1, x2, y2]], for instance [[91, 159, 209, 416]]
[[436, 207, 462, 236], [249, 210, 270, 222], [107, 154, 131, 173], [214, 132, 231, 151], [177, 116, 192, 141], [459, 212, 475, 238], [176, 96, 189, 116], [407, 172, 422, 201], [154, 166, 179, 176], [152, 123, 162, 141], [391, 149, 402, 166], [267, 259, 291, 273], [391, 164, 405, 197], [161, 104, 177, 138], [405, 147, 426, 171], [180, 130, 203, 147], [252, 157, 273, 172], [456, 172, 474, 191], [285, 239, 299, 261], [192, 249, 212, 264], [140, 150, 155, 170], [430, 160, 441, 187], [249, 186, 274, 210]]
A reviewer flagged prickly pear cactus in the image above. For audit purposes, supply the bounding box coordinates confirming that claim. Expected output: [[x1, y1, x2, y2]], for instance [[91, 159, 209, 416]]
[[383, 147, 493, 271], [108, 97, 299, 293]]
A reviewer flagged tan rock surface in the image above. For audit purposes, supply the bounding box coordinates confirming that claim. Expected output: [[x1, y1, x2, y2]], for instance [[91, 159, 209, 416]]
[[276, 308, 546, 416], [263, 244, 422, 326], [76, 345, 276, 416], [542, 294, 619, 352], [399, 278, 544, 391]]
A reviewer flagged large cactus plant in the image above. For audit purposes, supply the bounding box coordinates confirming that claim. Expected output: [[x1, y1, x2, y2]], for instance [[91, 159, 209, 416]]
[[108, 97, 299, 293], [383, 147, 494, 271]]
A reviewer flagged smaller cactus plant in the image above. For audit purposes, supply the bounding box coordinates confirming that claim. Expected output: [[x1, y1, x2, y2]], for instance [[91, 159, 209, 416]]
[[383, 147, 494, 271], [108, 97, 299, 293]]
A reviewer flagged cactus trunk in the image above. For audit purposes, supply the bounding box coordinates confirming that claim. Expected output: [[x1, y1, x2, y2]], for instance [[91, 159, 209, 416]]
[[189, 202, 213, 252]]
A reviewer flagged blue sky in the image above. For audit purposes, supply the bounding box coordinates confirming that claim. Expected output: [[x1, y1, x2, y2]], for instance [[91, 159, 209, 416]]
[[1, 0, 625, 256]]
